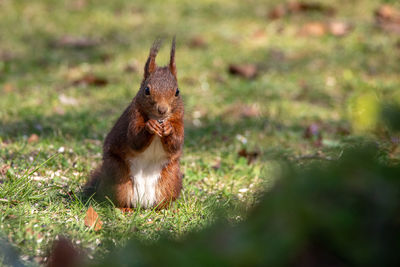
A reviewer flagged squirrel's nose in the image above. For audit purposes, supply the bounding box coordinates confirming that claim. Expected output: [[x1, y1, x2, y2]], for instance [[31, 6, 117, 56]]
[[157, 105, 168, 115]]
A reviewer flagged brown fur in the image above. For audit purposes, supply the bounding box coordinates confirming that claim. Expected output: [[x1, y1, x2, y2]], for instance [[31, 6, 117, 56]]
[[85, 38, 184, 209]]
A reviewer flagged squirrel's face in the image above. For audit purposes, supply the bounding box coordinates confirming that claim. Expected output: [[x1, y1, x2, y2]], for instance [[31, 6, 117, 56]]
[[139, 67, 180, 121], [137, 38, 181, 121]]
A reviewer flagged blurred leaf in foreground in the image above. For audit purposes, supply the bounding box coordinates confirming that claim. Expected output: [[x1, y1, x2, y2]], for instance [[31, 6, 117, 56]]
[[348, 91, 380, 133]]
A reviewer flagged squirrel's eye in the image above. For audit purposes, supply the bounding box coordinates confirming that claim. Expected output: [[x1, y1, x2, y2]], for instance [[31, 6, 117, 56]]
[[145, 86, 150, 96], [175, 88, 180, 97]]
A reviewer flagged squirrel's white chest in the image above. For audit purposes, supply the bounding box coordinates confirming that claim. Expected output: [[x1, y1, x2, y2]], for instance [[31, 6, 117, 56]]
[[128, 137, 168, 208]]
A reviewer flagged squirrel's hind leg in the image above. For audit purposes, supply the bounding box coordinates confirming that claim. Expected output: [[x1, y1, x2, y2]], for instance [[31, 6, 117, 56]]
[[155, 160, 182, 209], [93, 156, 133, 208]]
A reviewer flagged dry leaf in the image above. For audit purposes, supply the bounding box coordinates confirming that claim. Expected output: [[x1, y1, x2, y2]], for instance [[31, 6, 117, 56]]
[[53, 106, 66, 115], [73, 73, 108, 87], [328, 21, 352, 36], [287, 1, 335, 15], [240, 105, 261, 118], [28, 134, 39, 144], [188, 36, 208, 48], [59, 94, 78, 106], [84, 206, 102, 231], [238, 148, 259, 165], [0, 164, 10, 176], [375, 5, 400, 34], [268, 1, 335, 20], [299, 22, 327, 36], [268, 4, 287, 20], [69, 0, 87, 11], [375, 5, 400, 23], [3, 83, 15, 93], [299, 21, 352, 37], [54, 35, 99, 49], [252, 29, 267, 40], [229, 64, 258, 79]]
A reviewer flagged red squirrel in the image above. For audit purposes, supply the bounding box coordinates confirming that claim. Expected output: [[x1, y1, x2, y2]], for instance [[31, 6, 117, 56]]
[[85, 38, 184, 209]]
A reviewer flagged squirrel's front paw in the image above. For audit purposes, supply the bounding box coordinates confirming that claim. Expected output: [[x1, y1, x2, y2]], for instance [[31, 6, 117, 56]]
[[162, 121, 173, 136], [146, 119, 163, 137]]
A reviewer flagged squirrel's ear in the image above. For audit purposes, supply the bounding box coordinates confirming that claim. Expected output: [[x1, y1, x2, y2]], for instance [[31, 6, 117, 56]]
[[144, 39, 162, 79], [169, 36, 177, 79]]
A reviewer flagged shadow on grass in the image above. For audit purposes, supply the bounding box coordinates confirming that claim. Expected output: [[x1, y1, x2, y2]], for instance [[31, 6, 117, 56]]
[[0, 108, 108, 141], [0, 106, 286, 144], [1, 104, 347, 160]]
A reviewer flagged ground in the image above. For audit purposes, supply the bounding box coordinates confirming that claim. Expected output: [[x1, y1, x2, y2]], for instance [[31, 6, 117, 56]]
[[0, 0, 399, 265]]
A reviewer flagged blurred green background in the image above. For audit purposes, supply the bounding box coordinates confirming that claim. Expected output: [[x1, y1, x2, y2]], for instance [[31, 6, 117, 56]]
[[0, 0, 399, 266]]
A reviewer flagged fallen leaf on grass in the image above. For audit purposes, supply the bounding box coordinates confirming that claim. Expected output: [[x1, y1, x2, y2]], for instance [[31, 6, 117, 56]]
[[375, 5, 400, 34], [288, 1, 335, 15], [298, 22, 327, 36], [84, 206, 102, 231], [68, 0, 87, 11], [251, 29, 267, 40], [299, 21, 352, 37], [3, 83, 15, 93], [238, 148, 259, 165], [59, 94, 78, 106], [72, 73, 108, 87], [268, 1, 335, 20], [53, 106, 66, 115], [0, 164, 10, 176], [375, 5, 400, 23], [188, 35, 208, 49], [28, 134, 39, 144], [328, 21, 352, 37], [54, 35, 99, 49], [240, 105, 261, 118], [229, 64, 258, 79], [268, 4, 286, 20]]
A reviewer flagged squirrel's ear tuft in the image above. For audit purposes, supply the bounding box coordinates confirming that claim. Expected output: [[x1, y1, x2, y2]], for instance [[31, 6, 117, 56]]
[[144, 39, 162, 79], [169, 36, 177, 79]]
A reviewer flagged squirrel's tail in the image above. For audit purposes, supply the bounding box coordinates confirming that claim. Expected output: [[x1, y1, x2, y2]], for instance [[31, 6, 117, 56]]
[[83, 165, 102, 198]]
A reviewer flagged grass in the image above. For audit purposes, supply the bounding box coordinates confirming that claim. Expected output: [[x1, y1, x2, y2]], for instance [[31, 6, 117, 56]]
[[0, 0, 399, 265]]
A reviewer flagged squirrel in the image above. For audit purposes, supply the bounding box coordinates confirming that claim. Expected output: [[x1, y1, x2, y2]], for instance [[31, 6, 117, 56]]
[[85, 38, 184, 209]]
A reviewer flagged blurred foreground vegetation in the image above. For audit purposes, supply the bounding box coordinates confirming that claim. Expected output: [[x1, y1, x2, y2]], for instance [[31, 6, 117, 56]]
[[97, 144, 400, 267]]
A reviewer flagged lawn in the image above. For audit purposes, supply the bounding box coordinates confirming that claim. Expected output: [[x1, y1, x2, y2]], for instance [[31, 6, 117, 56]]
[[1, 0, 399, 265]]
